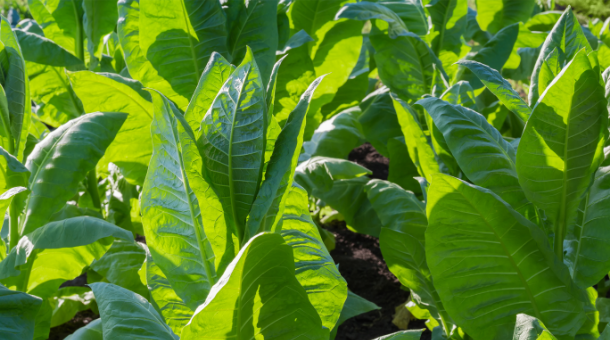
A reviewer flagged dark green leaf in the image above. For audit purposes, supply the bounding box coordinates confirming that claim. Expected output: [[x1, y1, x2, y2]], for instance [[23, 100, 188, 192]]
[[358, 87, 402, 157], [426, 174, 586, 339], [20, 112, 126, 235], [0, 283, 42, 340]]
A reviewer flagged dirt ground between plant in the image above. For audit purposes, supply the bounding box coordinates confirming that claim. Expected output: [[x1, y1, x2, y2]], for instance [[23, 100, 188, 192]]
[[49, 143, 429, 340]]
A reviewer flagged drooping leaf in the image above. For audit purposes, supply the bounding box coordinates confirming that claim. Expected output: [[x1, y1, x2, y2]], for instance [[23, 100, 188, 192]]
[[199, 47, 266, 245], [529, 8, 592, 105], [144, 247, 193, 335], [277, 29, 314, 54], [426, 174, 586, 339], [90, 282, 178, 340], [379, 0, 428, 36], [457, 23, 520, 89], [64, 319, 103, 340], [13, 29, 84, 70], [20, 112, 126, 236], [184, 52, 234, 139], [416, 97, 536, 221], [181, 233, 328, 339], [371, 25, 447, 102], [245, 75, 324, 238], [336, 2, 409, 38], [280, 183, 348, 330], [301, 107, 365, 161], [0, 283, 42, 340], [138, 0, 229, 110], [457, 60, 531, 123], [475, 0, 536, 34], [516, 50, 607, 256], [358, 87, 402, 157], [141, 90, 217, 310], [367, 179, 449, 328], [0, 216, 133, 297], [90, 240, 148, 298], [330, 290, 380, 338], [564, 166, 610, 289], [68, 71, 152, 185]]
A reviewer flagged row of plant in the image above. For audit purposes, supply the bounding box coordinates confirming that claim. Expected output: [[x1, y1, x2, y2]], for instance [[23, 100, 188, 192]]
[[0, 0, 609, 339]]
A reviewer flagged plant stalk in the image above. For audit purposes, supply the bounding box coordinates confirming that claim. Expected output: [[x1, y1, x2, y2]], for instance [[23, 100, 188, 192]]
[[87, 170, 101, 211], [8, 203, 19, 250]]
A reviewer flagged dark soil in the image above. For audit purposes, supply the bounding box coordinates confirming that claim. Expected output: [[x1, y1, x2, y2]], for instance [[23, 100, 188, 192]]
[[348, 143, 389, 180], [48, 310, 99, 340], [328, 223, 431, 340]]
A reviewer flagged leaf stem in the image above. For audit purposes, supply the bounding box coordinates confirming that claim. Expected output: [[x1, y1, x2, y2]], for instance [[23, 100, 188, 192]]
[[87, 170, 101, 210], [554, 219, 565, 261]]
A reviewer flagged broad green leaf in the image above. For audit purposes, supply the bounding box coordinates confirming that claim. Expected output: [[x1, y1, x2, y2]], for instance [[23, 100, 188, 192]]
[[295, 158, 382, 237], [226, 0, 277, 86], [245, 75, 324, 238], [273, 43, 316, 126], [0, 216, 132, 297], [513, 314, 558, 340], [90, 240, 148, 298], [440, 80, 477, 110], [392, 96, 439, 180], [427, 0, 470, 81], [457, 23, 520, 89], [526, 11, 563, 32], [141, 90, 216, 310], [20, 112, 126, 235], [371, 26, 447, 102], [372, 330, 424, 340], [280, 183, 348, 330], [64, 319, 103, 340], [475, 0, 536, 34], [49, 286, 95, 328], [564, 166, 610, 288], [505, 23, 547, 71], [290, 0, 350, 53], [32, 298, 53, 340], [181, 233, 328, 339], [0, 146, 29, 192], [387, 136, 421, 193], [578, 287, 600, 339], [426, 174, 586, 339], [13, 29, 84, 70], [0, 283, 41, 340], [277, 29, 314, 54], [295, 156, 371, 193], [458, 60, 530, 123], [27, 0, 83, 56], [117, 0, 177, 106], [15, 27, 86, 127], [83, 0, 118, 61], [0, 85, 12, 153], [144, 247, 193, 335], [199, 47, 266, 244], [301, 107, 364, 161], [184, 52, 234, 139], [336, 2, 409, 38], [380, 0, 429, 36], [90, 282, 178, 340], [139, 0, 229, 110], [330, 290, 380, 338], [68, 71, 152, 185], [319, 68, 369, 120], [366, 179, 449, 328], [464, 7, 491, 45], [516, 50, 607, 256], [305, 19, 363, 139], [529, 8, 591, 105], [416, 97, 536, 220], [2, 17, 31, 161], [358, 87, 402, 157]]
